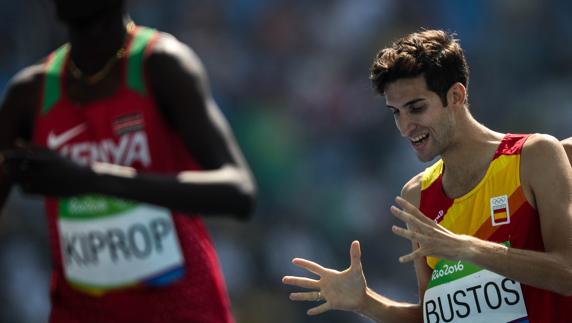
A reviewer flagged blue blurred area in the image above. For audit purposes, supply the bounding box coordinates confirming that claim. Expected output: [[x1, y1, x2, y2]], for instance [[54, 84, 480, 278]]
[[1, 0, 571, 322]]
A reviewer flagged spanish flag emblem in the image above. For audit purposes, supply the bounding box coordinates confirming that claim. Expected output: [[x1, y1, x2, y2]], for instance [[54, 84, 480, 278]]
[[490, 195, 510, 226]]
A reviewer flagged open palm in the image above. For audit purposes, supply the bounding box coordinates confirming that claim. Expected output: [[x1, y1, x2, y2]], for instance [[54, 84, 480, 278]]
[[282, 241, 368, 315]]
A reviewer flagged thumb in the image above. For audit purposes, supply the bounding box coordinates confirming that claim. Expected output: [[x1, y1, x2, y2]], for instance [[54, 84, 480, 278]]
[[350, 240, 362, 270]]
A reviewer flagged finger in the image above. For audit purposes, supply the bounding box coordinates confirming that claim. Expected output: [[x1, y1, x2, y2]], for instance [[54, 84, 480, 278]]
[[395, 196, 434, 225], [289, 291, 321, 302], [390, 205, 428, 230], [398, 247, 425, 263], [392, 225, 428, 243], [292, 258, 326, 276], [307, 302, 331, 316], [349, 240, 362, 271], [282, 276, 319, 289]]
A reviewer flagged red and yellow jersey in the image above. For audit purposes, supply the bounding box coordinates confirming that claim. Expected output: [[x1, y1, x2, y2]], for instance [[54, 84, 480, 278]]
[[419, 134, 572, 323], [33, 26, 233, 323]]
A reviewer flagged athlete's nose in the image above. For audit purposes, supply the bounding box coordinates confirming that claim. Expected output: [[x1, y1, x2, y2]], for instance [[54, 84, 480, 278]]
[[396, 114, 416, 137]]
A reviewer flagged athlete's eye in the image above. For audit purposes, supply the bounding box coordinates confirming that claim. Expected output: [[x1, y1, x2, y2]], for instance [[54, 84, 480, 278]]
[[410, 105, 426, 114]]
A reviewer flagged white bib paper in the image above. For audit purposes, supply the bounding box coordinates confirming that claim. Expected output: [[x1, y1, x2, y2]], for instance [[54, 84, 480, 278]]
[[423, 259, 529, 323], [57, 195, 185, 294]]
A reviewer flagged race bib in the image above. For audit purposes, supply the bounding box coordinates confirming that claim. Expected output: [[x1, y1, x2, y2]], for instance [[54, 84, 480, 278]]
[[423, 258, 529, 323], [58, 195, 185, 295]]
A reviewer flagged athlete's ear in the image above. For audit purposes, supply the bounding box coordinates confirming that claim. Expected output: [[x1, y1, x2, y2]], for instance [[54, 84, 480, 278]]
[[446, 82, 466, 107]]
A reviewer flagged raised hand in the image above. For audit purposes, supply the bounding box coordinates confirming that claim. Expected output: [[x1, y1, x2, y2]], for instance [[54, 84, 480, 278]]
[[390, 196, 470, 263], [282, 241, 368, 315]]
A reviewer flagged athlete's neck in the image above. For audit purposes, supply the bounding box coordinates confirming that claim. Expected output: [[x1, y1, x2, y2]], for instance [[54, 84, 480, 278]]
[[66, 12, 131, 75], [440, 112, 504, 197]]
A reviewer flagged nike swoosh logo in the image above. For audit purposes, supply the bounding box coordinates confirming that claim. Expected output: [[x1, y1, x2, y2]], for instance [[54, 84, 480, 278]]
[[47, 123, 87, 149]]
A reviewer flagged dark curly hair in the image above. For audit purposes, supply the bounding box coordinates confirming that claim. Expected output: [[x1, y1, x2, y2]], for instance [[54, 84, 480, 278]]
[[370, 30, 469, 106]]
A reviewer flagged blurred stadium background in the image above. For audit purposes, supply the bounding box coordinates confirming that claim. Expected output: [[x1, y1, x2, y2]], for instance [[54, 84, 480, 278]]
[[1, 0, 572, 322]]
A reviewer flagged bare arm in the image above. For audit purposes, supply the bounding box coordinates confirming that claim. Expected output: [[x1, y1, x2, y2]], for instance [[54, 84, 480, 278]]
[[282, 174, 428, 322], [0, 65, 42, 211], [359, 175, 427, 322], [391, 134, 572, 296]]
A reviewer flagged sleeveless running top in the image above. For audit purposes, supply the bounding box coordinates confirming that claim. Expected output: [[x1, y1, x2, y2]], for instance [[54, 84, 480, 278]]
[[419, 133, 572, 323], [33, 26, 234, 323]]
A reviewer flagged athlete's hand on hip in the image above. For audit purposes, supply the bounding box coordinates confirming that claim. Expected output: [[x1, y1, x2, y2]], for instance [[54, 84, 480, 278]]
[[0, 145, 95, 197], [282, 241, 368, 315], [390, 196, 471, 262]]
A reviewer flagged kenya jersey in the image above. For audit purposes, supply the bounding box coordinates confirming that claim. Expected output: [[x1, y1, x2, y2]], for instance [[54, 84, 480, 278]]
[[419, 134, 572, 323], [33, 26, 234, 323]]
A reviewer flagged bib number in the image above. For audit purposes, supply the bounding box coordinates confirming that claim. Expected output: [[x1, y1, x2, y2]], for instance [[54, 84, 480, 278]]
[[423, 258, 528, 323], [58, 195, 185, 295]]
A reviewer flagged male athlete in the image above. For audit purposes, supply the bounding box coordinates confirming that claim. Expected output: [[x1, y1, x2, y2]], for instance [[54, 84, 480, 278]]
[[0, 0, 256, 322], [283, 30, 572, 322]]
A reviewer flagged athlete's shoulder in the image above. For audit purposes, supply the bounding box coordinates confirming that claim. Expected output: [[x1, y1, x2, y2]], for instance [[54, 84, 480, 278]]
[[143, 30, 210, 113], [521, 133, 563, 162], [0, 63, 44, 142], [148, 31, 183, 55], [520, 133, 568, 186], [401, 172, 424, 207], [8, 63, 45, 94], [2, 63, 44, 113], [146, 31, 205, 78]]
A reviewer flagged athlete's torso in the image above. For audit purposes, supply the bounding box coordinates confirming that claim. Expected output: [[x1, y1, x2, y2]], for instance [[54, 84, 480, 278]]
[[419, 133, 572, 323], [32, 26, 233, 323]]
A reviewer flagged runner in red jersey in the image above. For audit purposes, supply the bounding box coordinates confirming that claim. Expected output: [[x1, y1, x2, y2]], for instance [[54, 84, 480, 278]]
[[0, 0, 256, 322], [283, 30, 572, 322]]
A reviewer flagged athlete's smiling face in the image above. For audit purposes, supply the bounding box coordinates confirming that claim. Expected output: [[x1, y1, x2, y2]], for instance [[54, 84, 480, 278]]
[[385, 75, 455, 162]]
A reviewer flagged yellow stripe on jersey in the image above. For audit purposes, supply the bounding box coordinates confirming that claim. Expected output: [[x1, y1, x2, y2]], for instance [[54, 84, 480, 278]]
[[425, 154, 522, 269]]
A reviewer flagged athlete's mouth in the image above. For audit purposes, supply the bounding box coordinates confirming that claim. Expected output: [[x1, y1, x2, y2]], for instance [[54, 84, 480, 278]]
[[410, 133, 429, 145]]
